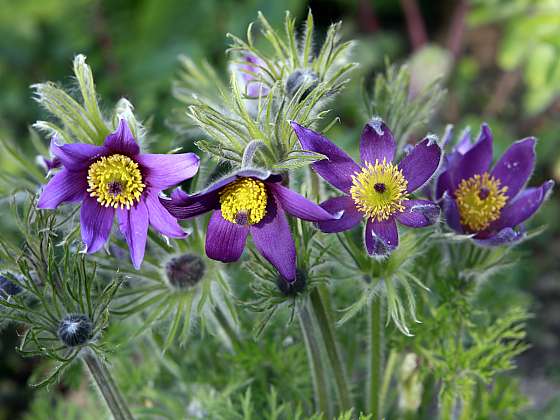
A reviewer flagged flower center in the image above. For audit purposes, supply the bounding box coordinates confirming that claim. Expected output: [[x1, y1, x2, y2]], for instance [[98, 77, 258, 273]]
[[350, 159, 408, 221], [219, 178, 267, 225], [455, 172, 508, 231], [87, 154, 145, 209]]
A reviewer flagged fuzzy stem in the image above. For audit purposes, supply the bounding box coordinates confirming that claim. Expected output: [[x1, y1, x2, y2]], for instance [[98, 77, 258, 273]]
[[368, 297, 384, 419], [298, 303, 332, 418], [309, 287, 352, 412], [213, 305, 242, 350], [83, 351, 134, 420]]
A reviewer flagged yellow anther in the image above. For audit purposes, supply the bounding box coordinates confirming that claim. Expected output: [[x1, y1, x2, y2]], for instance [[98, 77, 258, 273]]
[[455, 172, 508, 231], [350, 159, 408, 221], [219, 178, 267, 225], [87, 154, 145, 209]]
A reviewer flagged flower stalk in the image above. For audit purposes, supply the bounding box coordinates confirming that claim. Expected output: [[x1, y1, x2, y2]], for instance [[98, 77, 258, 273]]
[[309, 287, 353, 412], [368, 295, 384, 420], [83, 351, 134, 420], [298, 303, 332, 418]]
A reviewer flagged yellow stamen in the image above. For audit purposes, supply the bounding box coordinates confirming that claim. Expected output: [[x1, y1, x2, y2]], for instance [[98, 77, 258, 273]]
[[87, 154, 145, 209], [455, 172, 508, 231], [219, 178, 267, 225], [350, 159, 408, 221]]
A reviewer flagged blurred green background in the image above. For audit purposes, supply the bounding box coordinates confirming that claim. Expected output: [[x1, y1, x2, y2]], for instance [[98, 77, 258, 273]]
[[1, 0, 559, 418]]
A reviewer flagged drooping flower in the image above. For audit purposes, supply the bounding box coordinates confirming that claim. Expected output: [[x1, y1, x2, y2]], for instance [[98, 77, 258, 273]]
[[37, 119, 200, 268], [435, 123, 554, 246], [161, 169, 336, 282], [291, 119, 442, 255]]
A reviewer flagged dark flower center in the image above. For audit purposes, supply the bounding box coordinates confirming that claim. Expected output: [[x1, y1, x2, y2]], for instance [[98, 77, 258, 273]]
[[235, 211, 249, 226], [108, 181, 123, 196], [478, 187, 490, 200], [374, 183, 386, 193]]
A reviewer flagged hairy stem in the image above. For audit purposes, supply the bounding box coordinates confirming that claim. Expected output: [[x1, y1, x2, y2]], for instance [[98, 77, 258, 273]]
[[83, 351, 134, 420], [309, 287, 353, 412], [213, 305, 242, 350], [298, 303, 332, 418], [368, 297, 384, 420]]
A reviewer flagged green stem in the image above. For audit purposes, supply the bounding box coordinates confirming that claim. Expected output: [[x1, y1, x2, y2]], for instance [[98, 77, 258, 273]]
[[309, 287, 352, 412], [83, 351, 134, 420], [298, 303, 332, 418], [213, 305, 242, 350], [368, 297, 384, 420]]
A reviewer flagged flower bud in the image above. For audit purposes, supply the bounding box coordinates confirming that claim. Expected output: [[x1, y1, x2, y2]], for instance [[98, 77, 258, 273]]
[[165, 253, 206, 290], [286, 69, 320, 100], [398, 352, 423, 413], [277, 269, 307, 296], [0, 275, 22, 297], [58, 314, 93, 347]]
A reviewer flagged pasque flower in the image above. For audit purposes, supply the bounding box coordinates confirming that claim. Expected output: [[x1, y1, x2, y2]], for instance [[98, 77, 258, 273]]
[[233, 54, 269, 98], [291, 119, 442, 255], [38, 119, 200, 268], [161, 169, 336, 281], [436, 123, 554, 246]]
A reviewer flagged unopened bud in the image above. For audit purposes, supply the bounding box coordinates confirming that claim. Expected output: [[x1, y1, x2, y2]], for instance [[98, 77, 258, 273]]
[[165, 253, 206, 290], [58, 314, 93, 347], [286, 69, 320, 101]]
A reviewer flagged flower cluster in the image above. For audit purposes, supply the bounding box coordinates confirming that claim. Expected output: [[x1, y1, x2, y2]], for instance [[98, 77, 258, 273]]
[[37, 115, 552, 280]]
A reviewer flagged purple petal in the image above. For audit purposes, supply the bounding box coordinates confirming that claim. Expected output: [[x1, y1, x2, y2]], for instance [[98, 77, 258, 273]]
[[161, 189, 219, 219], [144, 191, 186, 238], [453, 123, 493, 189], [490, 180, 554, 231], [396, 200, 439, 227], [205, 210, 249, 262], [435, 166, 454, 200], [365, 217, 399, 256], [473, 227, 524, 247], [251, 197, 296, 281], [317, 195, 362, 233], [170, 188, 189, 201], [117, 200, 149, 269], [50, 136, 108, 171], [442, 193, 463, 233], [398, 136, 442, 193], [104, 119, 140, 156], [80, 195, 115, 254], [137, 152, 200, 190], [268, 183, 336, 222], [359, 118, 396, 165], [491, 138, 536, 202], [291, 121, 359, 193], [37, 169, 86, 209], [454, 126, 472, 155]]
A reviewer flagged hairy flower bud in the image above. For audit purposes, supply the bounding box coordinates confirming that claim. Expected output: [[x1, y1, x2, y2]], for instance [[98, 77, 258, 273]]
[[0, 275, 22, 297], [165, 253, 206, 290], [286, 69, 320, 100], [398, 353, 423, 413], [277, 269, 307, 296], [58, 314, 93, 347]]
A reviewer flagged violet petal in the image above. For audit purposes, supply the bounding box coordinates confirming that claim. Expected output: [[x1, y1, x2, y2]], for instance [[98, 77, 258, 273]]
[[359, 118, 396, 165], [396, 199, 439, 227], [317, 195, 362, 233], [104, 119, 140, 156], [491, 138, 536, 202], [291, 121, 359, 193], [80, 195, 115, 254], [205, 210, 249, 262], [37, 169, 87, 209], [117, 200, 149, 269], [398, 136, 442, 193], [268, 183, 336, 222]]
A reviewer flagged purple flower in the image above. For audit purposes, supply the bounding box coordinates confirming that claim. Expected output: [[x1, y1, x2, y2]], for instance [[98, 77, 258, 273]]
[[436, 123, 554, 246], [37, 119, 200, 268], [291, 119, 442, 256], [161, 169, 336, 282], [234, 54, 269, 98]]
